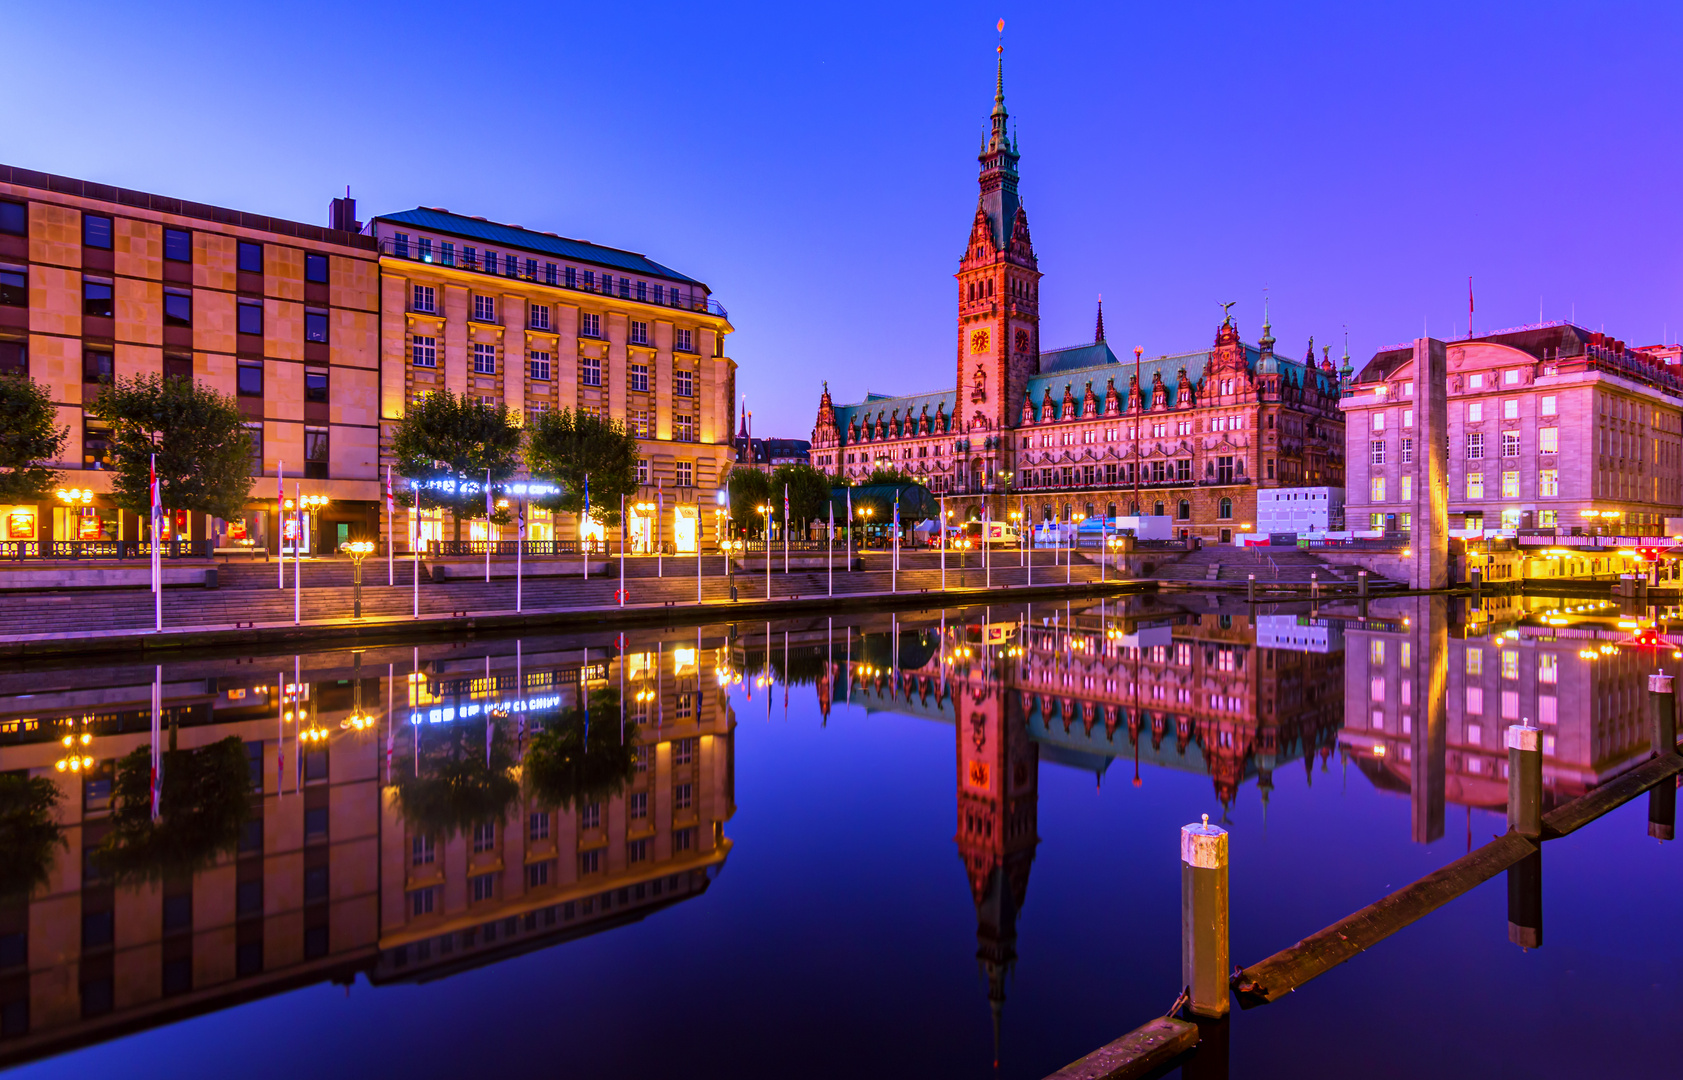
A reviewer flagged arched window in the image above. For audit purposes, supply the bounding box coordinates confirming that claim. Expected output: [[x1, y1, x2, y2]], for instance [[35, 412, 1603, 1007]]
[[1063, 503, 1073, 521], [1154, 501, 1165, 516], [1219, 498, 1232, 519], [1085, 502, 1095, 518], [1108, 502, 1118, 518], [1177, 500, 1191, 520]]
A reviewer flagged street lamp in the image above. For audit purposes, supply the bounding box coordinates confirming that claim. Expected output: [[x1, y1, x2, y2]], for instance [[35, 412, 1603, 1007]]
[[635, 501, 655, 553], [342, 540, 375, 618], [722, 538, 743, 601]]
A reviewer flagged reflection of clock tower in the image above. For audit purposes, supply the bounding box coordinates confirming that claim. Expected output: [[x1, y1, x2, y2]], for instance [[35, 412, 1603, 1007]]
[[956, 41, 1041, 498], [954, 677, 1039, 1065]]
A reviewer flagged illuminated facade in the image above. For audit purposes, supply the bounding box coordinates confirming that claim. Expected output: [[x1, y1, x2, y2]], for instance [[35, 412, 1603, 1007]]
[[0, 165, 382, 552], [0, 637, 734, 1064], [371, 210, 737, 552], [809, 56, 1345, 542]]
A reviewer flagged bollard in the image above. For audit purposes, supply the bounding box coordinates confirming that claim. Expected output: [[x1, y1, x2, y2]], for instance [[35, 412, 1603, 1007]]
[[1649, 673, 1676, 757], [1181, 814, 1230, 1018], [1471, 566, 1482, 598], [1649, 674, 1676, 840], [1357, 569, 1368, 598], [1310, 572, 1319, 599], [1507, 847, 1543, 949], [1247, 573, 1255, 602], [1506, 722, 1542, 839]]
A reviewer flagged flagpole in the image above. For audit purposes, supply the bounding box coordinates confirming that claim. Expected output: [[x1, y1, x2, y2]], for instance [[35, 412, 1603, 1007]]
[[619, 493, 626, 607], [828, 501, 834, 597], [294, 483, 302, 625], [516, 497, 524, 614], [891, 495, 898, 594], [940, 495, 946, 592], [984, 503, 990, 590], [783, 483, 789, 574], [412, 508, 419, 619], [484, 468, 492, 584], [583, 474, 590, 581], [657, 482, 663, 578], [278, 461, 285, 590], [386, 465, 394, 586]]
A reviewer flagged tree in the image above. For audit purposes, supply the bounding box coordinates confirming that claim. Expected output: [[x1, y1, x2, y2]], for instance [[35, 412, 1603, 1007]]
[[724, 464, 773, 537], [89, 374, 252, 525], [525, 408, 638, 528], [863, 466, 915, 486], [94, 737, 252, 884], [390, 389, 523, 543], [393, 722, 521, 839], [771, 463, 831, 533], [0, 773, 64, 901], [524, 690, 637, 810], [0, 374, 67, 503]]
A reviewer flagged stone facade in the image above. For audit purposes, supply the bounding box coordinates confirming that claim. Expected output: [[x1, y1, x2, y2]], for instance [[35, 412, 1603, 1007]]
[[0, 165, 380, 552], [1341, 323, 1683, 536], [371, 209, 735, 552], [809, 56, 1345, 542]]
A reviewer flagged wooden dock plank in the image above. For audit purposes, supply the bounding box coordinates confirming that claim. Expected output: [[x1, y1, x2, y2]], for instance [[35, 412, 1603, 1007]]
[[1231, 831, 1537, 1007], [1542, 752, 1683, 837], [1043, 1017, 1199, 1080]]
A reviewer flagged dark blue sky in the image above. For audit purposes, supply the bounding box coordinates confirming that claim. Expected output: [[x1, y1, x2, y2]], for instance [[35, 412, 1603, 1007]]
[[7, 1, 1680, 435]]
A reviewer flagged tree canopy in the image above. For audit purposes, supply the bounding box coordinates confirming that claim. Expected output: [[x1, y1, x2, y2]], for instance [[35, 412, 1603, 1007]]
[[770, 463, 832, 528], [393, 721, 521, 839], [524, 408, 639, 527], [0, 374, 67, 504], [94, 737, 252, 885], [390, 390, 523, 538], [724, 464, 773, 536], [89, 374, 252, 522], [524, 690, 638, 810], [0, 772, 64, 901]]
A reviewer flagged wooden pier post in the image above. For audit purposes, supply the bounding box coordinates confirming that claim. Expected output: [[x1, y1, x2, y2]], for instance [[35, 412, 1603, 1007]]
[[1507, 722, 1542, 839], [1309, 572, 1318, 599], [1181, 815, 1229, 1018], [1649, 674, 1676, 840], [1507, 847, 1543, 949], [1357, 569, 1368, 598], [1246, 573, 1255, 602]]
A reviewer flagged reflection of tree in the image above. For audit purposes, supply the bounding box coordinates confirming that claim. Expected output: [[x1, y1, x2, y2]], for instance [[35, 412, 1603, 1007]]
[[0, 773, 65, 901], [742, 644, 832, 688], [859, 628, 940, 672], [394, 721, 520, 839], [525, 689, 637, 810], [95, 737, 251, 885]]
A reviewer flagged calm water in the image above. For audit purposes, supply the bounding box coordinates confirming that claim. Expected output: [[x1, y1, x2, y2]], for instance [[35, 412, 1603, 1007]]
[[2, 592, 1680, 1079]]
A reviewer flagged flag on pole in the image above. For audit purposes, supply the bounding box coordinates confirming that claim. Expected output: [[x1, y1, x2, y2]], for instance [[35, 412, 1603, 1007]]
[[385, 466, 394, 517], [149, 453, 161, 519], [485, 471, 494, 521]]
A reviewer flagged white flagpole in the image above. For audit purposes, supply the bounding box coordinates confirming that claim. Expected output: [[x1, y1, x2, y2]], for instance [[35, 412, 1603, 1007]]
[[697, 503, 703, 604], [484, 468, 492, 584], [294, 483, 302, 625], [783, 483, 789, 574], [516, 498, 524, 614], [278, 460, 285, 590], [412, 511, 419, 619], [940, 495, 946, 592], [846, 487, 852, 571], [984, 504, 991, 590], [891, 496, 898, 594], [386, 465, 394, 587], [828, 501, 833, 597], [619, 493, 626, 607], [657, 482, 663, 578]]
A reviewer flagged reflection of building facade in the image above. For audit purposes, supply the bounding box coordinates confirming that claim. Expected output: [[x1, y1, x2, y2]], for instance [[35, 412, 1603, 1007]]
[[0, 636, 734, 1064], [1340, 599, 1654, 831], [808, 54, 1345, 543]]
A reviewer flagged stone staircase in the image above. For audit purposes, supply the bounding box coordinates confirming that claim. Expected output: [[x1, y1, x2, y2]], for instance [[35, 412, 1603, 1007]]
[[1150, 545, 1348, 585]]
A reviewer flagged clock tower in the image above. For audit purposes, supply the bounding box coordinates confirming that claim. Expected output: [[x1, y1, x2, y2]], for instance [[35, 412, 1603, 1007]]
[[956, 40, 1041, 461]]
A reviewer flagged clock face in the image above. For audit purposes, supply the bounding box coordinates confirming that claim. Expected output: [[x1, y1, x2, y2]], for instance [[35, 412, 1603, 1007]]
[[1015, 328, 1030, 353], [970, 329, 990, 354]]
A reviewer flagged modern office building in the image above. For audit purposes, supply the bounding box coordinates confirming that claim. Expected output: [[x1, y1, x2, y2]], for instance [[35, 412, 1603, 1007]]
[[808, 52, 1345, 543], [0, 165, 382, 552], [1340, 323, 1683, 536], [370, 209, 736, 552]]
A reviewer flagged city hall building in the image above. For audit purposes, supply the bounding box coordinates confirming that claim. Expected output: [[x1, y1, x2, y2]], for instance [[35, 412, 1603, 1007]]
[[809, 56, 1345, 542]]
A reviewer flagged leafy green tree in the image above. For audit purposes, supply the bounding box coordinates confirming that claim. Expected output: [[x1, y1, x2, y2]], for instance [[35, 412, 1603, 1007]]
[[94, 737, 252, 884], [863, 466, 915, 486], [525, 408, 639, 528], [0, 773, 65, 901], [524, 690, 637, 810], [771, 463, 832, 534], [90, 374, 252, 524], [724, 464, 773, 537], [390, 389, 523, 543], [0, 374, 67, 503], [393, 721, 521, 839]]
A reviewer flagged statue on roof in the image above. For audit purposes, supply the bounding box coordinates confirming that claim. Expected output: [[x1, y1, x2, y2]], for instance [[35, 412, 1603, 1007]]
[[1219, 301, 1236, 325]]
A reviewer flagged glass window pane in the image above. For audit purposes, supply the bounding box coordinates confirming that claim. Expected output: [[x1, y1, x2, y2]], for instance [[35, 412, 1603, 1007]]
[[237, 363, 263, 396], [304, 254, 328, 283], [83, 215, 112, 249], [0, 201, 25, 236], [304, 311, 328, 343], [237, 302, 263, 336], [163, 228, 191, 262], [164, 292, 191, 326], [82, 281, 113, 317], [237, 241, 263, 273]]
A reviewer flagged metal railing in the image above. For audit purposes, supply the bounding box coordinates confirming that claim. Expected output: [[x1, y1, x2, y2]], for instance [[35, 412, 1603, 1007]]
[[381, 239, 729, 320], [0, 540, 213, 561], [428, 540, 583, 556]]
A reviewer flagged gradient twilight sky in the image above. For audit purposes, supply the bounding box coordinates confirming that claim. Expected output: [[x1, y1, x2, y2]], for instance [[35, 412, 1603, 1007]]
[[6, 1, 1681, 435]]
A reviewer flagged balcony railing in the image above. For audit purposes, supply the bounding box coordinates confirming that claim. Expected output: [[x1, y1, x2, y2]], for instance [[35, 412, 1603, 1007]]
[[0, 540, 212, 560], [382, 239, 729, 320]]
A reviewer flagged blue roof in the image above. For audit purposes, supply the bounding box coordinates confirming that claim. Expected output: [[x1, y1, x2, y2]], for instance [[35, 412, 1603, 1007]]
[[1023, 342, 1338, 420], [1039, 341, 1120, 374], [833, 388, 958, 446], [374, 207, 706, 287]]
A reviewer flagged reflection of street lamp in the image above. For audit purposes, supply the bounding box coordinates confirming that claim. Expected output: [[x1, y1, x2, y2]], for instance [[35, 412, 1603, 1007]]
[[342, 540, 375, 618], [55, 729, 94, 772]]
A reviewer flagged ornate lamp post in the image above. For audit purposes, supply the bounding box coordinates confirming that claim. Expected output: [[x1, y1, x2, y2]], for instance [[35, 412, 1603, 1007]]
[[722, 538, 743, 601], [342, 540, 375, 618]]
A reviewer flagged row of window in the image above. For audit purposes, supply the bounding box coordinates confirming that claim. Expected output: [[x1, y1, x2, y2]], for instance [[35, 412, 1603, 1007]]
[[1369, 470, 1561, 502], [392, 233, 693, 311], [0, 200, 332, 280], [414, 337, 697, 396], [1371, 396, 1560, 432], [0, 268, 330, 340], [411, 286, 697, 351]]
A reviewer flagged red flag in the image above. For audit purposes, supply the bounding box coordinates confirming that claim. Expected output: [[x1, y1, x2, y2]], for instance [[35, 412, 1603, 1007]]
[[149, 454, 160, 516]]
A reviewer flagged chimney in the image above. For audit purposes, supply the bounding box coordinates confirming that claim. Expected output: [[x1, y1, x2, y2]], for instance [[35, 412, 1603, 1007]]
[[328, 190, 360, 233]]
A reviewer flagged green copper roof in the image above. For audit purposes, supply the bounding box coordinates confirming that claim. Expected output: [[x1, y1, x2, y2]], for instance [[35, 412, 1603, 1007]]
[[374, 207, 706, 287]]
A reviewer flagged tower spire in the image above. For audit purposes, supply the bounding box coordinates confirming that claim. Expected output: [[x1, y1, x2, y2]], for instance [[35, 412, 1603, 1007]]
[[995, 18, 1005, 113], [975, 19, 1021, 250], [1095, 295, 1105, 344]]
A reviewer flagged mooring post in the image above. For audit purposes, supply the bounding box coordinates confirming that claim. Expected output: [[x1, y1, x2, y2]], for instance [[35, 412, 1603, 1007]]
[[1471, 565, 1482, 599], [1310, 572, 1318, 599], [1507, 722, 1542, 839], [1507, 846, 1543, 950], [1649, 673, 1676, 840], [1181, 815, 1229, 1018], [1246, 573, 1255, 602], [1357, 569, 1368, 598]]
